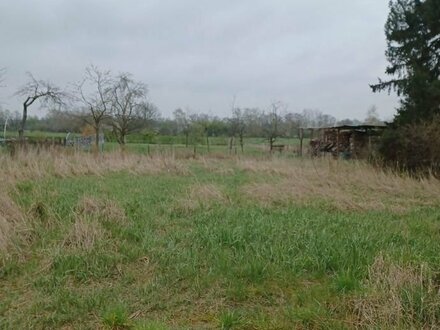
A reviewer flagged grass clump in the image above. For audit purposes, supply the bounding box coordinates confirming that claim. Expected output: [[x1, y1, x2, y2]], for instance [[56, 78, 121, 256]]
[[102, 304, 132, 329], [0, 191, 27, 259], [76, 196, 127, 224], [63, 215, 106, 251], [218, 310, 243, 329]]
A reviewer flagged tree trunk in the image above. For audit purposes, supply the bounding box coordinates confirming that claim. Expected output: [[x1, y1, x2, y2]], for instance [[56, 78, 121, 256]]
[[19, 104, 28, 141], [119, 129, 126, 152], [119, 139, 126, 158], [94, 126, 100, 152]]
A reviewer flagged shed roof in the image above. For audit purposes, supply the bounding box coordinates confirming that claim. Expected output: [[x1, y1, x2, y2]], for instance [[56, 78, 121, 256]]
[[301, 124, 388, 130]]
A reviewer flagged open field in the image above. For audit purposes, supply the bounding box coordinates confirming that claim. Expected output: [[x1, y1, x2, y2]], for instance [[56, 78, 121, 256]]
[[1, 150, 440, 329]]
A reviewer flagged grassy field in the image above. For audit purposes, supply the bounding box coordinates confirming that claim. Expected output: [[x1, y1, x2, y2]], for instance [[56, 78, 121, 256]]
[[3, 130, 306, 158], [3, 130, 73, 139], [103, 143, 299, 158], [3, 131, 303, 145], [1, 150, 439, 329]]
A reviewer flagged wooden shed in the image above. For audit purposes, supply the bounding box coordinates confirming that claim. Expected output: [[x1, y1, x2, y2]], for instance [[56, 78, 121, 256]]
[[304, 125, 387, 159]]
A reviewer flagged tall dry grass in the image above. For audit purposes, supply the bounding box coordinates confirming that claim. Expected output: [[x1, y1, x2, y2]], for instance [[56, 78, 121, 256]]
[[76, 196, 126, 224], [2, 149, 439, 257], [0, 148, 188, 183], [352, 254, 440, 328], [63, 215, 105, 251], [237, 158, 440, 212], [174, 183, 229, 214], [0, 191, 26, 256], [0, 149, 187, 257]]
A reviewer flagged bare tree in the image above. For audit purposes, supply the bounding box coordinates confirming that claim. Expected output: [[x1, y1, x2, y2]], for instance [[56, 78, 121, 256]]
[[266, 101, 285, 152], [173, 108, 191, 147], [234, 108, 245, 153], [141, 101, 160, 119], [75, 65, 113, 150], [110, 73, 148, 148], [136, 101, 160, 130], [191, 113, 211, 152], [283, 112, 301, 138], [15, 73, 65, 140], [229, 107, 245, 154]]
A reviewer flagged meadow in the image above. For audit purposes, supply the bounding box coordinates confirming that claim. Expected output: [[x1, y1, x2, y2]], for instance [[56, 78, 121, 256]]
[[0, 148, 439, 329]]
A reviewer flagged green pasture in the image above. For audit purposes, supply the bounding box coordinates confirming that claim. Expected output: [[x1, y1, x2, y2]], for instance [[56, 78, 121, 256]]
[[1, 157, 439, 329]]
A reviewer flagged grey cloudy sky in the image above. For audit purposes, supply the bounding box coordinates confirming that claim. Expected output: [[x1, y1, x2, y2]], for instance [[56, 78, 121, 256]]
[[0, 0, 399, 120]]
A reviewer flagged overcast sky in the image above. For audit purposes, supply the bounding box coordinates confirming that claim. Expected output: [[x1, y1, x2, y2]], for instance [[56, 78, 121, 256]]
[[0, 0, 399, 120]]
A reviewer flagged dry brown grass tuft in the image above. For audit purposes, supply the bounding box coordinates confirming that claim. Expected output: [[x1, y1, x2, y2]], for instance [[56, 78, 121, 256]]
[[0, 149, 189, 184], [196, 157, 236, 175], [0, 191, 27, 256], [352, 254, 440, 328], [238, 158, 440, 212], [63, 216, 105, 251], [76, 196, 126, 223], [174, 183, 228, 213]]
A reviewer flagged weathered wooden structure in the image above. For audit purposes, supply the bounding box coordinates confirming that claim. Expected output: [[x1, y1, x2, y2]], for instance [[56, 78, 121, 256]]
[[302, 125, 387, 159]]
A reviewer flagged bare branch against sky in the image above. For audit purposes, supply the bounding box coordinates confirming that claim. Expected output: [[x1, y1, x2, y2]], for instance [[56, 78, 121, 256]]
[[0, 0, 398, 119]]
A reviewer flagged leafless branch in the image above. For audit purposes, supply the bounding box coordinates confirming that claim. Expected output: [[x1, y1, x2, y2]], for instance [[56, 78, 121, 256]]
[[110, 73, 149, 145], [73, 65, 114, 150], [15, 72, 66, 139]]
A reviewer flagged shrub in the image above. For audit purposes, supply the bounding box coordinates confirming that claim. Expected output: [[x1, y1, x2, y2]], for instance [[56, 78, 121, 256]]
[[379, 116, 440, 175]]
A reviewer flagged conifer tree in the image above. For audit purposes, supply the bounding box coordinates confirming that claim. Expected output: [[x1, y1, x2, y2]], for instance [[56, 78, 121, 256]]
[[371, 0, 440, 124]]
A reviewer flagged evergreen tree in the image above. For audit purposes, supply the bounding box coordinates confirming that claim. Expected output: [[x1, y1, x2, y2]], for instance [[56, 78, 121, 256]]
[[371, 0, 440, 124]]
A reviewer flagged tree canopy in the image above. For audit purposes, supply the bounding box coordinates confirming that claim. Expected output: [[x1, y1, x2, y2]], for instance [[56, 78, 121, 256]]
[[371, 0, 440, 124]]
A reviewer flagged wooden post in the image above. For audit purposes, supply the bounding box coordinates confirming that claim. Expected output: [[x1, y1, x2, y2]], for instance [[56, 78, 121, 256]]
[[299, 128, 304, 157]]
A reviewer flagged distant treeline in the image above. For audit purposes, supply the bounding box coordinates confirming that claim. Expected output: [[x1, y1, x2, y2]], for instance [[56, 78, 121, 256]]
[[0, 106, 380, 143]]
